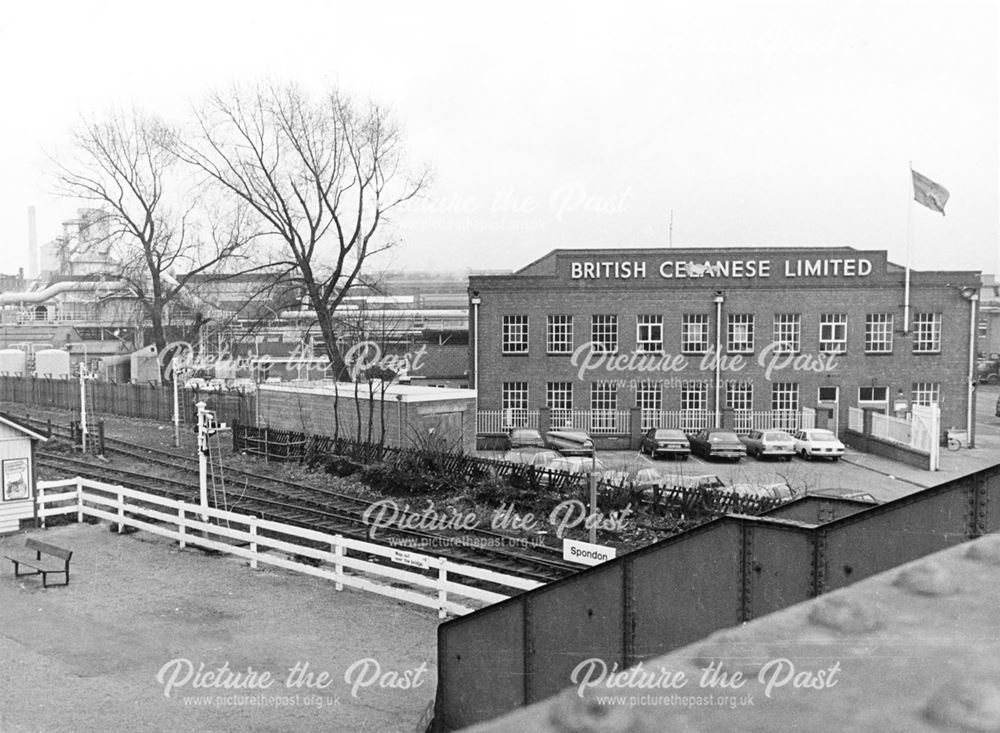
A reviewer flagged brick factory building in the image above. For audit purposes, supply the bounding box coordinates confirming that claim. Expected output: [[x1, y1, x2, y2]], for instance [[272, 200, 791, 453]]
[[469, 247, 980, 448]]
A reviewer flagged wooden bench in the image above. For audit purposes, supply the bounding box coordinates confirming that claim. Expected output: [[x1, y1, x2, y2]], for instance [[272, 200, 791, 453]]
[[5, 538, 72, 587]]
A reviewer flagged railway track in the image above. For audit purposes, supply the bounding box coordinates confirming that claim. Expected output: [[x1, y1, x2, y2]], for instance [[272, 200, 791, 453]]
[[26, 417, 580, 583]]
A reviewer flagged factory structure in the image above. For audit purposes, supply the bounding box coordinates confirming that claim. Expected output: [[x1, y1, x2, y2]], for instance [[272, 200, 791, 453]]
[[469, 246, 981, 443], [0, 208, 471, 387]]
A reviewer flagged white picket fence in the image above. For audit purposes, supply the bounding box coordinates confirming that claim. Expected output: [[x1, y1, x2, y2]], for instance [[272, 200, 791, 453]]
[[477, 409, 540, 433], [549, 409, 631, 434], [36, 478, 542, 618]]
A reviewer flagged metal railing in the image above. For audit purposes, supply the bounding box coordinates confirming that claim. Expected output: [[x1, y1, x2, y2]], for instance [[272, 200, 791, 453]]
[[549, 408, 630, 434], [476, 409, 540, 434]]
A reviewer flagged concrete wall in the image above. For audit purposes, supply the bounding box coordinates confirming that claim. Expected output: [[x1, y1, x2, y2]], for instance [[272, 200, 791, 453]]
[[257, 383, 477, 453]]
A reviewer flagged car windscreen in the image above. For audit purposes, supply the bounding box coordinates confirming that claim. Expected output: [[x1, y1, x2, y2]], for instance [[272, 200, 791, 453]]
[[810, 431, 837, 442]]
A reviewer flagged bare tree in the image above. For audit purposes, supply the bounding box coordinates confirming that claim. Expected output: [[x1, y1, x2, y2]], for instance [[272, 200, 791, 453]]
[[54, 110, 261, 374], [177, 83, 428, 380]]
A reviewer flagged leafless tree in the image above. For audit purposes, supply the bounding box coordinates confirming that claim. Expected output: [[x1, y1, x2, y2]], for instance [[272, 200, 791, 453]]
[[177, 83, 428, 380], [54, 110, 262, 374]]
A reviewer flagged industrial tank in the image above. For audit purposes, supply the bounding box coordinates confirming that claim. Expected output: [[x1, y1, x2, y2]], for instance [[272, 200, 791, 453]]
[[33, 348, 71, 379], [0, 349, 26, 376]]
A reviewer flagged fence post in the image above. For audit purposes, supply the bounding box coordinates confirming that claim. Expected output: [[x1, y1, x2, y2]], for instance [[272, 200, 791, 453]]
[[38, 483, 46, 529], [178, 505, 186, 549], [437, 559, 448, 619], [117, 485, 125, 533], [249, 519, 258, 569], [333, 536, 344, 591], [76, 479, 83, 524]]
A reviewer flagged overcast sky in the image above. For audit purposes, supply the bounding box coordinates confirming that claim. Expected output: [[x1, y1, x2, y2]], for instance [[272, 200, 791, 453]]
[[0, 0, 996, 278]]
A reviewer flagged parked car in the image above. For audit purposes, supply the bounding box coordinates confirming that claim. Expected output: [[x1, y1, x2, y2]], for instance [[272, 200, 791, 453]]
[[544, 456, 609, 477], [545, 429, 595, 456], [740, 429, 795, 461], [977, 357, 1000, 385], [792, 429, 846, 461], [995, 393, 1000, 418], [728, 481, 794, 502], [639, 428, 691, 459], [688, 429, 746, 461], [502, 448, 559, 468], [506, 427, 545, 450]]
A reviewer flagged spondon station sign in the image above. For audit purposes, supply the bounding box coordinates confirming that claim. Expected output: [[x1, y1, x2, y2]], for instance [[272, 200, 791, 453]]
[[569, 257, 874, 280]]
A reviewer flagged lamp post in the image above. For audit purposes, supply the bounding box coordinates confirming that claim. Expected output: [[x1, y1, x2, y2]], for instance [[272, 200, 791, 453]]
[[713, 291, 725, 428], [961, 287, 979, 448]]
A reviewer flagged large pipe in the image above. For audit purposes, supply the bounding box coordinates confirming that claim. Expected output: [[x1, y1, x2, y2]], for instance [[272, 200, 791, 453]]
[[0, 280, 124, 304]]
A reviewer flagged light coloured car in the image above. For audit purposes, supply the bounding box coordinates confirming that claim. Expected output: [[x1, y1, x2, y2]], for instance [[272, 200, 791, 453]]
[[507, 427, 545, 450], [502, 449, 560, 469], [544, 456, 609, 476], [740, 429, 795, 461], [792, 429, 846, 461], [544, 429, 595, 456]]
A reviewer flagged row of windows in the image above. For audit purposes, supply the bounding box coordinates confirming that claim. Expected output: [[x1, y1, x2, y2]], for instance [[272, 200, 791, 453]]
[[501, 381, 942, 411], [501, 313, 943, 355]]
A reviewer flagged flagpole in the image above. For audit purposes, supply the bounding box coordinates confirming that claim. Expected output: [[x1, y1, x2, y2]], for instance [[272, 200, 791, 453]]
[[904, 162, 913, 334]]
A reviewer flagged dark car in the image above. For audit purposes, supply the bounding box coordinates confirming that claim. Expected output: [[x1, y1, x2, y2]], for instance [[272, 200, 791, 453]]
[[545, 429, 595, 456], [688, 428, 746, 461], [506, 427, 545, 450], [639, 428, 691, 459]]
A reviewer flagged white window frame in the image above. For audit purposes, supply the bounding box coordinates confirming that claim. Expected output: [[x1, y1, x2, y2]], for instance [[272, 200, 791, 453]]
[[727, 313, 755, 354], [680, 381, 708, 411], [636, 315, 664, 353], [819, 314, 848, 354], [546, 315, 573, 354], [773, 314, 801, 354], [911, 382, 940, 406], [546, 382, 573, 410], [864, 313, 893, 354], [725, 381, 753, 411], [912, 313, 942, 354], [636, 381, 662, 430], [771, 382, 800, 411], [591, 315, 619, 354], [681, 314, 710, 354], [502, 315, 529, 354], [858, 386, 889, 404]]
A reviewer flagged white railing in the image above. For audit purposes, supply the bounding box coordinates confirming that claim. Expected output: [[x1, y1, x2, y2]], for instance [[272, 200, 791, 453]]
[[870, 411, 911, 445], [848, 406, 864, 433], [642, 410, 713, 432], [36, 478, 542, 619], [477, 409, 540, 433], [731, 410, 806, 434], [549, 409, 630, 434]]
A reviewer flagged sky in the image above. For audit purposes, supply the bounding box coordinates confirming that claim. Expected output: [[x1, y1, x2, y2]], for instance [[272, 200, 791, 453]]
[[0, 0, 997, 278]]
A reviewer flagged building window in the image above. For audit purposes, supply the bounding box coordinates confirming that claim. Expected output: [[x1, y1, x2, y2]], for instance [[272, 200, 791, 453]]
[[858, 386, 889, 404], [771, 382, 799, 411], [681, 381, 708, 412], [502, 315, 529, 354], [501, 382, 529, 426], [636, 315, 663, 353], [773, 314, 801, 354], [546, 382, 573, 410], [979, 318, 988, 338], [726, 381, 753, 411], [636, 381, 662, 430], [681, 314, 710, 354], [591, 381, 619, 432], [591, 315, 618, 354], [546, 315, 573, 354], [817, 386, 839, 403], [726, 313, 754, 353], [864, 314, 893, 354], [913, 313, 942, 353], [819, 314, 848, 354], [911, 382, 940, 406]]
